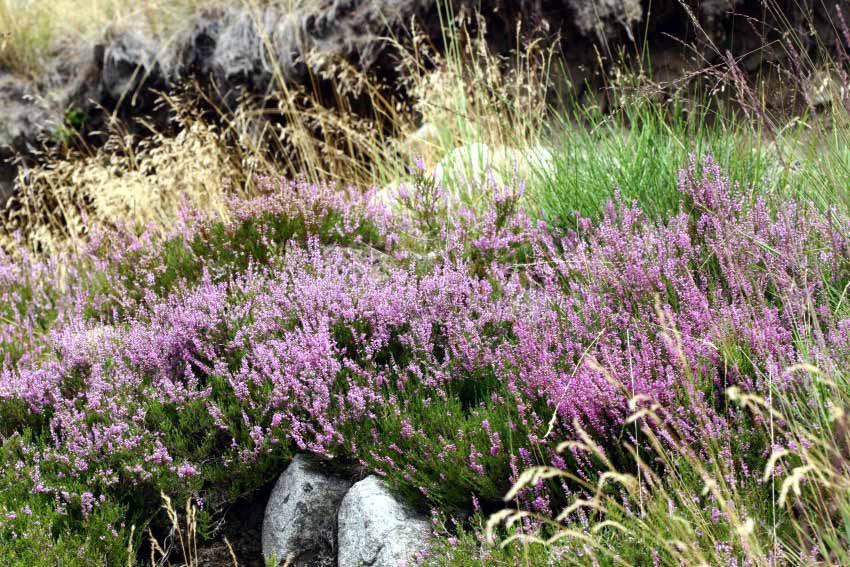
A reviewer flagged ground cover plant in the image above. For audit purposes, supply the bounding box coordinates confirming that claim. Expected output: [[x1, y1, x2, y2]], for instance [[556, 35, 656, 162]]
[[1, 150, 850, 564]]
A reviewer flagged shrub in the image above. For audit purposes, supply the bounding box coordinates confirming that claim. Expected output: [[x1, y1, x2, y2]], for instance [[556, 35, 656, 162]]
[[1, 157, 848, 562]]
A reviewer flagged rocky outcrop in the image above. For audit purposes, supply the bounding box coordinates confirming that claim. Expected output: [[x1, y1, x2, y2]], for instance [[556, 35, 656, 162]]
[[337, 476, 431, 567], [1, 0, 846, 200], [0, 1, 444, 179], [0, 75, 55, 154], [261, 455, 352, 566], [81, 1, 442, 112]]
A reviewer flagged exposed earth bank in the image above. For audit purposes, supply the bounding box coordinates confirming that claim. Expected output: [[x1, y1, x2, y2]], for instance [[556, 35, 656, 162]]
[[0, 0, 843, 199]]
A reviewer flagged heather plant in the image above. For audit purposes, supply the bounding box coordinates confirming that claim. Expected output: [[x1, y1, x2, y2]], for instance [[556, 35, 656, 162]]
[[485, 160, 850, 565], [1, 155, 849, 564], [0, 168, 542, 556], [485, 366, 850, 565], [0, 434, 130, 565]]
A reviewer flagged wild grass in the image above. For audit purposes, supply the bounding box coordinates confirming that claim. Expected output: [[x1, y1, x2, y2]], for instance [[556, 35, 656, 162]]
[[6, 0, 850, 236], [3, 103, 247, 254], [485, 358, 850, 565], [0, 0, 223, 76], [534, 100, 773, 225], [530, 57, 850, 227]]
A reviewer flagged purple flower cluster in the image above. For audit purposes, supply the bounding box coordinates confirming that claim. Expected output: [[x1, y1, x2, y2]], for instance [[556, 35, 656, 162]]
[[0, 157, 847, 513]]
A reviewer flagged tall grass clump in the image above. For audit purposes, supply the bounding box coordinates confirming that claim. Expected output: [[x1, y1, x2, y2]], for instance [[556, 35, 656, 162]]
[[534, 73, 850, 228], [529, 0, 850, 229], [487, 363, 850, 565], [534, 98, 777, 224]]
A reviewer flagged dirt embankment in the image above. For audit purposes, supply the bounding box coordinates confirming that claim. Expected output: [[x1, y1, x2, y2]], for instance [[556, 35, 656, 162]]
[[0, 0, 843, 200]]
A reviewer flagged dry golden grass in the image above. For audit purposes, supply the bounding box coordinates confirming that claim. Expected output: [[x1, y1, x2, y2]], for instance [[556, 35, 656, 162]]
[[0, 0, 228, 76], [144, 492, 239, 567], [2, 104, 251, 253], [0, 0, 556, 255]]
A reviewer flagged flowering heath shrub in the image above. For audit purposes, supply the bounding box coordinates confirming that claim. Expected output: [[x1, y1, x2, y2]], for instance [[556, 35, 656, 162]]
[[0, 157, 848, 562]]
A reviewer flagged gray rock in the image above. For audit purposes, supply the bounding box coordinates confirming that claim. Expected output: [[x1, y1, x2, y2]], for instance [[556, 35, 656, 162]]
[[0, 73, 60, 204], [337, 476, 430, 567], [101, 31, 159, 101], [0, 162, 17, 206], [0, 74, 55, 154], [262, 454, 352, 567], [206, 1, 428, 99], [567, 0, 643, 41], [164, 10, 224, 80], [271, 12, 308, 83], [211, 10, 267, 90], [432, 142, 555, 190]]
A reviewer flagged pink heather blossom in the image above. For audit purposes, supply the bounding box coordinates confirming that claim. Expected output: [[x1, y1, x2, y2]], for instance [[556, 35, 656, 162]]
[[177, 463, 199, 478], [80, 492, 96, 517], [400, 420, 415, 439], [0, 157, 846, 521]]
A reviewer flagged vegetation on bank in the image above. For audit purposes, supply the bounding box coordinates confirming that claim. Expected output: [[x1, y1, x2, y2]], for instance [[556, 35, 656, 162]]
[[2, 151, 850, 565], [5, 1, 850, 566]]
